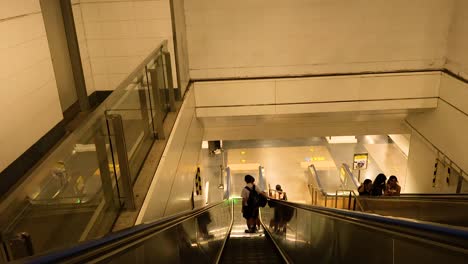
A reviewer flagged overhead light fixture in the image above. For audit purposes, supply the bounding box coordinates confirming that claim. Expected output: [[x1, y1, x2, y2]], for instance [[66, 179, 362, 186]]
[[201, 141, 209, 149], [326, 136, 357, 144]]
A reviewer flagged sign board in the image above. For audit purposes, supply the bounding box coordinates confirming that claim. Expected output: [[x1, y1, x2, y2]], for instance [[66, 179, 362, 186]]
[[353, 153, 369, 170]]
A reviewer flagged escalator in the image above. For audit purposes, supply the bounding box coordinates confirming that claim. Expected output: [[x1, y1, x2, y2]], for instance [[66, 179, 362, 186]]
[[7, 198, 468, 264], [308, 163, 468, 227], [219, 199, 284, 264]]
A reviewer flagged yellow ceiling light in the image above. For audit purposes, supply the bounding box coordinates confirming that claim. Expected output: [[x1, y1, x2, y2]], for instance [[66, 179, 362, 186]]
[[240, 151, 246, 155], [309, 148, 314, 152], [241, 159, 246, 163]]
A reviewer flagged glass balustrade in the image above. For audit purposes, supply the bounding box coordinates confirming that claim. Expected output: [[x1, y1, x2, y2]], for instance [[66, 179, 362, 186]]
[[0, 41, 175, 260]]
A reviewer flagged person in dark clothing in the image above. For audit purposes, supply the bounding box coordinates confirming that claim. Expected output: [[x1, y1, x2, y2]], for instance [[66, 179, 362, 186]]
[[270, 184, 288, 233], [358, 179, 373, 196], [241, 175, 259, 233], [371, 173, 387, 196]]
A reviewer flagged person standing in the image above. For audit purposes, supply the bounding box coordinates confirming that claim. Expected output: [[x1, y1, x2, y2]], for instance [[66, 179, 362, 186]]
[[385, 175, 401, 196], [371, 173, 387, 196], [241, 175, 260, 233], [358, 179, 373, 196]]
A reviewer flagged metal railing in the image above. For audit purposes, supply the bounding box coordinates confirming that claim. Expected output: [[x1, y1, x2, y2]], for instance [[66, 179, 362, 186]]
[[0, 40, 177, 262]]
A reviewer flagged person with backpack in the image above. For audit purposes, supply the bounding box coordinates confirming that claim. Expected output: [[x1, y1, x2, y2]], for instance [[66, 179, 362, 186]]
[[241, 175, 267, 233]]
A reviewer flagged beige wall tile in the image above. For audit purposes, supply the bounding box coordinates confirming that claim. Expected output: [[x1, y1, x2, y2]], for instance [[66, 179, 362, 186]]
[[194, 80, 276, 107], [185, 0, 452, 79], [446, 0, 468, 79], [0, 0, 41, 20]]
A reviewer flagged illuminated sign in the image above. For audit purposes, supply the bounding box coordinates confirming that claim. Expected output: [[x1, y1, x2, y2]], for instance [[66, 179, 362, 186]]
[[353, 153, 368, 170]]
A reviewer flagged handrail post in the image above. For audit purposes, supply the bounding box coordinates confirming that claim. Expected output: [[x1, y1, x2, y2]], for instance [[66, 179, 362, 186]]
[[137, 77, 152, 138], [148, 68, 165, 140], [335, 191, 338, 208], [456, 170, 463, 194], [348, 192, 352, 210], [107, 114, 136, 210], [94, 120, 119, 208], [162, 51, 176, 112]]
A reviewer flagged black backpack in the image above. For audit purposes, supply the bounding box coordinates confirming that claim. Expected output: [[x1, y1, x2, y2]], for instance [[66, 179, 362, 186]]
[[245, 185, 267, 208]]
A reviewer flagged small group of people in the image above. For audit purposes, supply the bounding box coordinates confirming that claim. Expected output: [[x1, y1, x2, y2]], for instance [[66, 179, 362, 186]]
[[358, 173, 401, 196], [241, 175, 291, 234]]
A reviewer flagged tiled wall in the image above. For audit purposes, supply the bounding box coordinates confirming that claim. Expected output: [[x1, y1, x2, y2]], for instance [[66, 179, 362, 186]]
[[184, 0, 453, 79], [72, 0, 95, 95], [75, 0, 176, 91], [0, 1, 63, 172], [406, 73, 468, 191], [446, 0, 468, 79]]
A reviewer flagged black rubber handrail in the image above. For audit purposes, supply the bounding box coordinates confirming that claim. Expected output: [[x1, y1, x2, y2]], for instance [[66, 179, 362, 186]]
[[16, 200, 228, 264], [268, 199, 468, 249], [357, 195, 468, 202]]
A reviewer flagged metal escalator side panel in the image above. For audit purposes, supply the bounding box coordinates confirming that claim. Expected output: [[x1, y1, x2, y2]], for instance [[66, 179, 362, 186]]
[[14, 200, 233, 264], [262, 199, 468, 264]]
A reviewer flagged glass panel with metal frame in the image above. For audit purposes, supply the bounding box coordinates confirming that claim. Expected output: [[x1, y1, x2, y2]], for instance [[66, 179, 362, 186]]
[[0, 115, 120, 258], [0, 40, 170, 260], [17, 200, 233, 264]]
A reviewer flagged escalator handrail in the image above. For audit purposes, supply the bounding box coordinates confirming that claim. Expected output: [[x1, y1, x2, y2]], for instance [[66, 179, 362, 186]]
[[17, 200, 228, 264], [357, 195, 468, 202], [269, 199, 468, 246]]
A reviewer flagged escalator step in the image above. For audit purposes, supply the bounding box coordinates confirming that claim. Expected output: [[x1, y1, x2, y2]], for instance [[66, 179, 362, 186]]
[[220, 237, 284, 263]]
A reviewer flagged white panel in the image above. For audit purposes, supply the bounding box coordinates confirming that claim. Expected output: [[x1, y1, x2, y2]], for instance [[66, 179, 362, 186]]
[[108, 73, 128, 89], [446, 0, 468, 79], [98, 21, 137, 39], [275, 99, 437, 115], [79, 1, 177, 90], [133, 1, 170, 20], [0, 37, 51, 80], [138, 90, 203, 223], [0, 8, 63, 171], [194, 73, 440, 116], [203, 120, 408, 141], [0, 14, 45, 49], [164, 114, 204, 215], [276, 102, 357, 114], [86, 40, 106, 57], [0, 59, 55, 105], [90, 58, 108, 75], [407, 99, 468, 173], [93, 74, 110, 90], [194, 80, 275, 107], [358, 98, 438, 111], [196, 105, 275, 117], [0, 0, 41, 20], [135, 20, 172, 38], [359, 73, 440, 100], [439, 73, 468, 114], [185, 0, 451, 78], [276, 77, 360, 104], [405, 132, 439, 193], [0, 81, 63, 172]]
